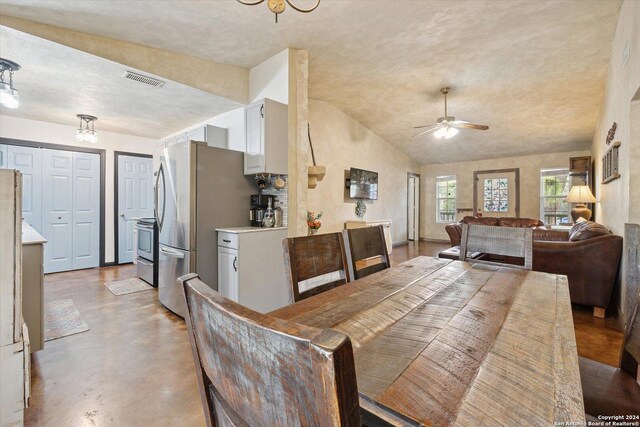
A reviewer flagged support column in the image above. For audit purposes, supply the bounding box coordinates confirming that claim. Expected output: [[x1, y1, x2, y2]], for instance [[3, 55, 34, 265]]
[[287, 49, 310, 237]]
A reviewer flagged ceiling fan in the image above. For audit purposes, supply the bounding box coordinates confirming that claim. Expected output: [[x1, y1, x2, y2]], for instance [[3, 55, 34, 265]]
[[413, 87, 489, 139]]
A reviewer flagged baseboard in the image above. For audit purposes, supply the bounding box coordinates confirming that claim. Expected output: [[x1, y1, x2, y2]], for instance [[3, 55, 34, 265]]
[[393, 240, 409, 247], [419, 237, 449, 243], [102, 262, 117, 267]]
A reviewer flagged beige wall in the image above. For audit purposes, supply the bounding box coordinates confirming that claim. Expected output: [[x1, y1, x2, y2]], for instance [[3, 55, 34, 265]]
[[307, 100, 420, 244], [0, 115, 156, 264], [590, 0, 640, 322], [420, 150, 589, 241], [591, 0, 640, 235]]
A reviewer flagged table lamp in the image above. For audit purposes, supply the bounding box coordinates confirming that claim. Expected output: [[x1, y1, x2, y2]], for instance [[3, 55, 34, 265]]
[[565, 185, 596, 222]]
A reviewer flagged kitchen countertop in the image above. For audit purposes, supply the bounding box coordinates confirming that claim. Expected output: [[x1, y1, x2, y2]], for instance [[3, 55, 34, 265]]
[[22, 221, 47, 245], [215, 226, 288, 234]]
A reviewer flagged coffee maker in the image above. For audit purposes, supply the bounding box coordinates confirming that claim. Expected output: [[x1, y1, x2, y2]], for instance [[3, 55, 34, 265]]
[[250, 194, 277, 227]]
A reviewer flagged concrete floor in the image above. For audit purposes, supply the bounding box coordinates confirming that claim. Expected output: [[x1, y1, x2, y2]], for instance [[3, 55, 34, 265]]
[[25, 240, 623, 426]]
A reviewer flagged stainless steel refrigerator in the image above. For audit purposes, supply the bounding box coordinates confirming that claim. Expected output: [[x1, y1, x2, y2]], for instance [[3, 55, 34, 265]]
[[155, 140, 254, 317]]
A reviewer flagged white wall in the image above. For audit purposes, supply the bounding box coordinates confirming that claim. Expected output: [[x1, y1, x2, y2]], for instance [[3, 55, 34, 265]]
[[0, 115, 156, 264], [249, 49, 289, 104], [420, 150, 590, 241], [307, 100, 420, 244], [160, 49, 291, 152]]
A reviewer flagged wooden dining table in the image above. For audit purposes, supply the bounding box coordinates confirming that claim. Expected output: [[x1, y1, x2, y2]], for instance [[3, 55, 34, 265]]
[[269, 256, 585, 426]]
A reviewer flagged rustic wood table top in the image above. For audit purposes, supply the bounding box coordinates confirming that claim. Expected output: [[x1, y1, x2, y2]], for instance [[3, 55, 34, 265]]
[[269, 256, 585, 426]]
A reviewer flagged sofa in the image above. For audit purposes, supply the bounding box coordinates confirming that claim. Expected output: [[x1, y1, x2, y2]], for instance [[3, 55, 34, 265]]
[[445, 217, 623, 317]]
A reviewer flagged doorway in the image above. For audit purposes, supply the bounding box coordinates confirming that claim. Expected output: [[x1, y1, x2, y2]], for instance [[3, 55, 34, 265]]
[[408, 173, 420, 241], [114, 152, 154, 264], [0, 137, 105, 273]]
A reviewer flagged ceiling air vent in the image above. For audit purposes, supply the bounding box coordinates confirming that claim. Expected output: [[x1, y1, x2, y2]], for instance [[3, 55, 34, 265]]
[[121, 71, 165, 88]]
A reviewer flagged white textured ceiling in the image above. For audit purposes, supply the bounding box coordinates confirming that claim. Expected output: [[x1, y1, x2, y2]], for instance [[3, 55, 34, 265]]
[[0, 26, 242, 139], [0, 0, 622, 163]]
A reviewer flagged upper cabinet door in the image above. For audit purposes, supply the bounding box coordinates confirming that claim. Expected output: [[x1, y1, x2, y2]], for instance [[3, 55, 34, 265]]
[[244, 98, 288, 175], [244, 101, 265, 175]]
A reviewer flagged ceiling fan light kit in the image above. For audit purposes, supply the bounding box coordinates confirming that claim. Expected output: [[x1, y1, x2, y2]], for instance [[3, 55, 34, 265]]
[[236, 0, 320, 23], [0, 58, 21, 109], [76, 114, 98, 144], [413, 87, 489, 139]]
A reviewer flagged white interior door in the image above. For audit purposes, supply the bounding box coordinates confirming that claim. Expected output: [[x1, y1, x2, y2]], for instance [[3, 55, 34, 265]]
[[42, 149, 74, 273], [6, 145, 42, 232], [117, 155, 154, 264], [408, 175, 420, 241], [72, 152, 100, 269], [0, 144, 7, 168]]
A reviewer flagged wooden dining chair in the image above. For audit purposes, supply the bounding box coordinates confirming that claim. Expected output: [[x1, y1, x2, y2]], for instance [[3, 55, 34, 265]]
[[343, 225, 390, 281], [283, 232, 351, 302], [179, 273, 361, 427], [579, 296, 640, 418], [460, 223, 533, 270]]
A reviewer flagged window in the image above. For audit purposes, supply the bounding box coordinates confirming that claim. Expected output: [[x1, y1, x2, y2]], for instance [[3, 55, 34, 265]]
[[436, 176, 456, 223], [483, 178, 508, 212], [540, 168, 570, 225]]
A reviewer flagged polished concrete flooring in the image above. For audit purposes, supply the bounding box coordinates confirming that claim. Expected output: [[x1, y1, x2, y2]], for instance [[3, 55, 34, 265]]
[[25, 241, 624, 426]]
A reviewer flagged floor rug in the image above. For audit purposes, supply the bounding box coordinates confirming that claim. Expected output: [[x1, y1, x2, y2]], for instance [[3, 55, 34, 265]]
[[44, 299, 90, 342], [104, 277, 154, 296]]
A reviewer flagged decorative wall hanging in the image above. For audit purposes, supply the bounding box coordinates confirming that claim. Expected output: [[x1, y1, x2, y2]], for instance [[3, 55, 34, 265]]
[[602, 141, 621, 184], [355, 200, 366, 219], [307, 124, 325, 189], [606, 122, 617, 145]]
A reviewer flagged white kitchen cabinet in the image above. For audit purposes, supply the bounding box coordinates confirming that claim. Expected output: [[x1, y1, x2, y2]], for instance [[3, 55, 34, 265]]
[[218, 246, 239, 302], [244, 98, 288, 175], [216, 227, 290, 312], [345, 220, 393, 254], [1, 170, 29, 426], [160, 125, 227, 149]]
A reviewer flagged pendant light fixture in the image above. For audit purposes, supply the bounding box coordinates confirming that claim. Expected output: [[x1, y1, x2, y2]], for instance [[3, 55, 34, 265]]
[[76, 114, 98, 144], [0, 58, 21, 109], [237, 0, 320, 23]]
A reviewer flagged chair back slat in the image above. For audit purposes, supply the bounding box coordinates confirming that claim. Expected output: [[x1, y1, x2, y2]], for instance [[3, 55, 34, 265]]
[[283, 233, 351, 301], [343, 225, 390, 281], [460, 224, 533, 270], [180, 274, 361, 427], [620, 293, 640, 378]]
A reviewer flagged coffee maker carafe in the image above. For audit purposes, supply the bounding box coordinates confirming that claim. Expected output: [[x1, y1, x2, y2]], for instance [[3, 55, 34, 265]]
[[250, 194, 277, 227]]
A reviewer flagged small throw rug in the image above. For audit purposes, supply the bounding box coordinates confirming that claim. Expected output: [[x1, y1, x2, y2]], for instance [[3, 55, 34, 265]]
[[104, 277, 154, 296], [44, 299, 90, 342]]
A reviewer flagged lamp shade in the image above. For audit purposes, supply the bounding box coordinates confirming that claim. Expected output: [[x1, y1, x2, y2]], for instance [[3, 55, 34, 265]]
[[565, 185, 596, 204]]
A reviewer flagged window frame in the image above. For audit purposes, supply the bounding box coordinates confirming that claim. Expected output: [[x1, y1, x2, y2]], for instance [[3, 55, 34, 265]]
[[540, 168, 571, 226], [435, 175, 457, 224]]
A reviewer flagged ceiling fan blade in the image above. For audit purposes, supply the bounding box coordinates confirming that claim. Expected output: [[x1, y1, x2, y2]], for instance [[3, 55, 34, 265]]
[[453, 122, 489, 130], [412, 126, 439, 138], [413, 124, 436, 129]]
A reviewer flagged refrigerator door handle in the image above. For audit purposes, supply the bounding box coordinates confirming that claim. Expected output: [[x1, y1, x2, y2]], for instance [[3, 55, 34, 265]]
[[155, 163, 166, 232], [159, 246, 185, 259]]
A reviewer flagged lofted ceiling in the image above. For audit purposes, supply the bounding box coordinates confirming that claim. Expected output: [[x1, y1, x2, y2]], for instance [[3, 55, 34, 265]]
[[0, 0, 622, 163]]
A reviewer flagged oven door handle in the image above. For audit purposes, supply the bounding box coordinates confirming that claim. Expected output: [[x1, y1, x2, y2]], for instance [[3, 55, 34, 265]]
[[137, 224, 155, 230], [159, 247, 184, 259]]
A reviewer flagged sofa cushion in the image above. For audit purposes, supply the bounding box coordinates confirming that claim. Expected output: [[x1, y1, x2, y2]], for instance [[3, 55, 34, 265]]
[[461, 216, 498, 226], [569, 221, 611, 241], [498, 217, 543, 228]]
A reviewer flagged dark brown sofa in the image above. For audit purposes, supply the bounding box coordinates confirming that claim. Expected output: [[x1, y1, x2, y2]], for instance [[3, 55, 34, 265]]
[[445, 217, 623, 317]]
